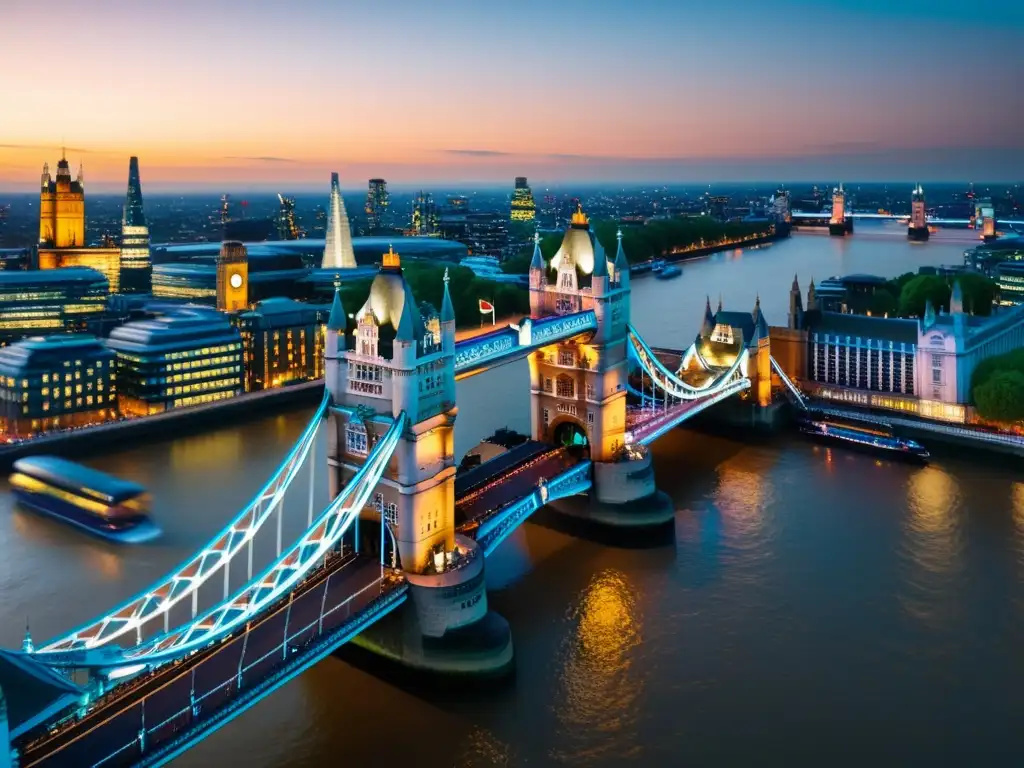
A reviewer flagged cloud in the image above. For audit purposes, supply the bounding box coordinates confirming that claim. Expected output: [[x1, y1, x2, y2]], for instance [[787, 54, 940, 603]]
[[223, 155, 297, 163], [0, 143, 91, 153], [442, 149, 514, 157]]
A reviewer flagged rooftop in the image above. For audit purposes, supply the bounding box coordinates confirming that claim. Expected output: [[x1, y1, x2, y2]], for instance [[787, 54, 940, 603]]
[[0, 267, 108, 285], [806, 309, 919, 344]]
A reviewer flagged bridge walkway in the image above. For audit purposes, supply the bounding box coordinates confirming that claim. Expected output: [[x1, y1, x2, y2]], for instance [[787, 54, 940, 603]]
[[456, 444, 578, 534], [19, 554, 405, 768]]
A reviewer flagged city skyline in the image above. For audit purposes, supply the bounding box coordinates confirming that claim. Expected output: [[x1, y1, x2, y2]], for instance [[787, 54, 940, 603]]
[[2, 0, 1023, 191]]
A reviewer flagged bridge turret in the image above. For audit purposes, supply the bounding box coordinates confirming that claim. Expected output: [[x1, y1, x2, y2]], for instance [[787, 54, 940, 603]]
[[909, 184, 929, 241], [807, 278, 818, 312], [591, 231, 609, 297], [829, 183, 852, 236], [613, 228, 630, 291], [440, 267, 455, 354], [325, 285, 348, 398], [701, 295, 715, 336], [788, 274, 803, 330]]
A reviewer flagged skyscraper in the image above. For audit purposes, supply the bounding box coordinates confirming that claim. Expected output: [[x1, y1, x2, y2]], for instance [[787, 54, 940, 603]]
[[323, 173, 356, 269], [120, 156, 152, 293], [277, 194, 300, 240], [366, 178, 389, 232], [510, 176, 536, 222], [411, 191, 437, 235]]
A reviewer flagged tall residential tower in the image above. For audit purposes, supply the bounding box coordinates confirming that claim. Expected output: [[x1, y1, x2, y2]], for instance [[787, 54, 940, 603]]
[[120, 156, 152, 293], [365, 178, 389, 232], [510, 176, 536, 222], [322, 173, 356, 269]]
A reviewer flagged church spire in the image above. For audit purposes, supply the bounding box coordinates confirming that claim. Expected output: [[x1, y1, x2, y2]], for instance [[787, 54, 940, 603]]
[[322, 172, 356, 270], [717, 294, 723, 313], [752, 293, 761, 320]]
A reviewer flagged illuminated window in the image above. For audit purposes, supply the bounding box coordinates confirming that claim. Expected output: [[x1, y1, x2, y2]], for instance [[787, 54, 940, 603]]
[[345, 421, 368, 456], [385, 502, 398, 526], [556, 375, 575, 398], [558, 349, 575, 366]]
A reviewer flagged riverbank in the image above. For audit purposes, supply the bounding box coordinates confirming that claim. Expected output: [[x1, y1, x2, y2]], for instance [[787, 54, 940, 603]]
[[0, 381, 324, 466], [659, 229, 782, 265]]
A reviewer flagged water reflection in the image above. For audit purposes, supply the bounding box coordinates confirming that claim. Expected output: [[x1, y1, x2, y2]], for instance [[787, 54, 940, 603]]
[[711, 462, 769, 546], [552, 569, 642, 763], [1011, 483, 1024, 563], [899, 465, 963, 626]]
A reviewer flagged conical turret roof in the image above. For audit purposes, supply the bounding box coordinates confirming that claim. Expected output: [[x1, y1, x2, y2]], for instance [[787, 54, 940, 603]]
[[530, 231, 545, 271], [441, 268, 455, 323], [327, 286, 346, 331]]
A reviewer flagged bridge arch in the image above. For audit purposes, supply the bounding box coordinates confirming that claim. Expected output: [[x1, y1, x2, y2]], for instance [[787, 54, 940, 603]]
[[550, 414, 589, 451]]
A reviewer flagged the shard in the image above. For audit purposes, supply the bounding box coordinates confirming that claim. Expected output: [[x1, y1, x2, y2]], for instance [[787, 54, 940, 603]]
[[322, 172, 356, 270], [120, 155, 152, 293]]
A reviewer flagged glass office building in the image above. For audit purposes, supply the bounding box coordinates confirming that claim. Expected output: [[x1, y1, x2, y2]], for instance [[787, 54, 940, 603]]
[[106, 307, 243, 415], [0, 334, 117, 437], [0, 267, 109, 345]]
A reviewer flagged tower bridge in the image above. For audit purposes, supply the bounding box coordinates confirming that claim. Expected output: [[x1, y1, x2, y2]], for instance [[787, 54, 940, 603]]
[[1, 208, 803, 767]]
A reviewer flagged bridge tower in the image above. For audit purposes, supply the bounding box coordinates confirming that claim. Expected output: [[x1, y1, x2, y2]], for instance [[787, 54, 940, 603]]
[[829, 183, 853, 236], [325, 248, 510, 672], [978, 198, 997, 241], [908, 184, 929, 241], [529, 211, 672, 526]]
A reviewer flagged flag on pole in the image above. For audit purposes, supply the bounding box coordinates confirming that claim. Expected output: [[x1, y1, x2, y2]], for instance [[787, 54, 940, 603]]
[[479, 298, 495, 326]]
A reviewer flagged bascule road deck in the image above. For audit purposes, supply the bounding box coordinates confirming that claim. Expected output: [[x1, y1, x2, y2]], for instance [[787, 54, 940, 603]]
[[455, 442, 580, 533], [19, 554, 400, 768]]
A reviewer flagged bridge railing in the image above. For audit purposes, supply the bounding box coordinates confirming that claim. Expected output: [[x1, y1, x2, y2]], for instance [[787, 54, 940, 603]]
[[770, 356, 807, 410], [626, 325, 748, 400], [38, 392, 333, 656], [99, 412, 409, 668]]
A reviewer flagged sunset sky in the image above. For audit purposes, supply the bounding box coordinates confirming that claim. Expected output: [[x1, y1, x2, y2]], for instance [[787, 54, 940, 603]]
[[2, 0, 1022, 191]]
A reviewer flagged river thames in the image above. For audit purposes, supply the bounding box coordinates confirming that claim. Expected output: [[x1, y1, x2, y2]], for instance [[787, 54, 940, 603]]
[[3, 222, 1023, 765]]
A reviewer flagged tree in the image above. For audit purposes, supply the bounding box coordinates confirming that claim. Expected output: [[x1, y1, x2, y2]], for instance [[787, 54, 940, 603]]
[[954, 272, 998, 317], [867, 287, 897, 317], [971, 348, 1024, 399], [974, 370, 1024, 422], [898, 275, 951, 318]]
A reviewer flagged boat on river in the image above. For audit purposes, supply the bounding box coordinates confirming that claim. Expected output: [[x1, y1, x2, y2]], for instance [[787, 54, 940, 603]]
[[798, 415, 929, 463], [9, 456, 160, 543], [655, 265, 681, 280]]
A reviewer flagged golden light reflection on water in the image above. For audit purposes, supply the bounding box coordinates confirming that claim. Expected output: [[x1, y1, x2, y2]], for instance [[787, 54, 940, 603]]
[[900, 465, 963, 625], [169, 429, 246, 473], [553, 569, 642, 762], [712, 462, 769, 541]]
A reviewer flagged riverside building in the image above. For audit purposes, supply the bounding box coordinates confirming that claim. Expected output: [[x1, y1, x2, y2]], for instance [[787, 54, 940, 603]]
[[0, 268, 109, 345], [0, 334, 117, 437], [106, 307, 243, 415], [777, 276, 1024, 423], [37, 152, 121, 292], [236, 297, 328, 392]]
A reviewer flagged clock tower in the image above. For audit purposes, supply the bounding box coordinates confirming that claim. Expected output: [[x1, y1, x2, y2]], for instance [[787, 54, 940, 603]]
[[217, 240, 248, 312]]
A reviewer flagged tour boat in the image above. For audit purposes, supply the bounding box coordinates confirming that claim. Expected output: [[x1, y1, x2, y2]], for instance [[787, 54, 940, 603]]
[[9, 456, 160, 543], [798, 416, 929, 463], [655, 265, 682, 280]]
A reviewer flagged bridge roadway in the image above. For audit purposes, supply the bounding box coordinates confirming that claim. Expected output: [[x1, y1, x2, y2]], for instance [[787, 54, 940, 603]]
[[456, 444, 580, 534], [19, 553, 404, 768]]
